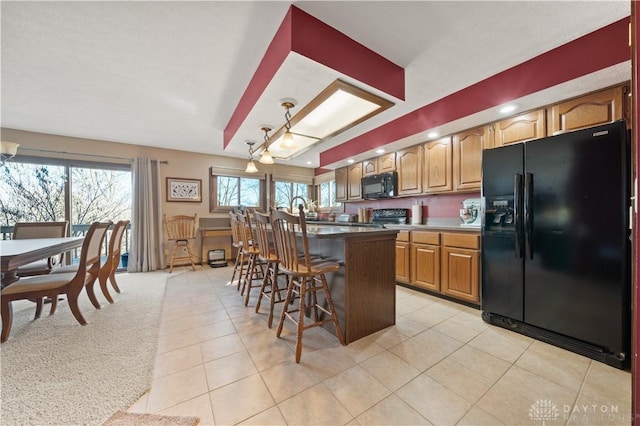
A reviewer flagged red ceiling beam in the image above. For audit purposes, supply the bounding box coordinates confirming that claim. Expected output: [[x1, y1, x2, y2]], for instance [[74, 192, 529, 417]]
[[223, 6, 406, 149], [319, 17, 631, 168]]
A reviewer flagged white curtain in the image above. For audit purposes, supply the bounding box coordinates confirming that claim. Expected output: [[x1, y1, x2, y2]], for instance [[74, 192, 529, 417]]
[[129, 158, 165, 272]]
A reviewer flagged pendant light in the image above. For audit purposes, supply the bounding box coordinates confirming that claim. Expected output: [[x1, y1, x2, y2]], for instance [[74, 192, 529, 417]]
[[245, 141, 258, 173], [281, 99, 298, 149], [258, 126, 274, 164]]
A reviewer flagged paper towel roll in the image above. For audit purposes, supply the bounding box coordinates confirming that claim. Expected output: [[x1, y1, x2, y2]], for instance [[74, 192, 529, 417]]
[[411, 205, 422, 225]]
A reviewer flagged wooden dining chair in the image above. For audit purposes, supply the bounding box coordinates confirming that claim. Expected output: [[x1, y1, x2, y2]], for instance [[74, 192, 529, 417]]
[[12, 221, 69, 277], [271, 205, 345, 363], [0, 221, 112, 343], [164, 214, 198, 273], [98, 220, 130, 303]]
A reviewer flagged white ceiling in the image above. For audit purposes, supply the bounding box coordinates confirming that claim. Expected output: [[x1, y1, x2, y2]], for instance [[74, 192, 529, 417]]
[[1, 1, 631, 170]]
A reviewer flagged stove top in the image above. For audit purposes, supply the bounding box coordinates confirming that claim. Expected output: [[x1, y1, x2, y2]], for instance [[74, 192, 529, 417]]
[[372, 208, 409, 224]]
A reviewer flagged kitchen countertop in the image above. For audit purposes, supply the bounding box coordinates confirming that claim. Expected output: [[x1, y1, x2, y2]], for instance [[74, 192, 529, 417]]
[[384, 217, 481, 233], [304, 224, 398, 238]]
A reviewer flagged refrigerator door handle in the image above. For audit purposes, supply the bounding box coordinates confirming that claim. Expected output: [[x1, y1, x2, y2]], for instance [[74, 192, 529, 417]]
[[524, 173, 533, 259], [514, 174, 523, 258]]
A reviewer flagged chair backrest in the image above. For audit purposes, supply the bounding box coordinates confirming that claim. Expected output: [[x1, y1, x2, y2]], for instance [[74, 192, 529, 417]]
[[13, 221, 69, 239], [236, 211, 255, 251], [164, 214, 197, 241], [73, 221, 111, 289], [252, 210, 277, 260], [270, 205, 310, 273], [229, 212, 241, 247], [108, 220, 129, 261]]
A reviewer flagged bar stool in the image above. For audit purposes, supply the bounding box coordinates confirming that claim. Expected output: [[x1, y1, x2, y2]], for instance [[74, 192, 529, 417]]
[[252, 210, 287, 328], [228, 212, 247, 289], [271, 205, 345, 363], [237, 211, 264, 306]]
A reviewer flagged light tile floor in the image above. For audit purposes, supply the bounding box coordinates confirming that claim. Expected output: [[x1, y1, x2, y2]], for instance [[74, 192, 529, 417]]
[[128, 266, 632, 425]]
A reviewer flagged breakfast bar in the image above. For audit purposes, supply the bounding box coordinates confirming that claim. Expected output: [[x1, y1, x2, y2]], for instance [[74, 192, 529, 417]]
[[302, 224, 399, 344]]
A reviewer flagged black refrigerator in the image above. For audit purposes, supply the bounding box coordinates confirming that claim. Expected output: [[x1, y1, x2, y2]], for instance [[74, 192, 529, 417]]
[[481, 120, 630, 369]]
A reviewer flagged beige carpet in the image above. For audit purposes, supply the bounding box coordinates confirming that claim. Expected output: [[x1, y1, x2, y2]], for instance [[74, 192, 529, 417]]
[[0, 271, 170, 425], [103, 410, 199, 426]]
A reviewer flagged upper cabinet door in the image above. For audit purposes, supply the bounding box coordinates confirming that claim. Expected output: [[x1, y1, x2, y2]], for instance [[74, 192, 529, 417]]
[[362, 159, 377, 177], [493, 109, 546, 148], [377, 152, 396, 173], [423, 137, 452, 193], [335, 167, 348, 202], [348, 162, 363, 200], [547, 85, 625, 136], [453, 125, 488, 191], [397, 145, 423, 195]]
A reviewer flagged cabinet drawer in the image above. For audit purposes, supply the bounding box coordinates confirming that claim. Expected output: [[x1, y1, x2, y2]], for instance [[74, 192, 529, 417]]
[[442, 233, 480, 249], [412, 231, 440, 245], [396, 230, 410, 242]]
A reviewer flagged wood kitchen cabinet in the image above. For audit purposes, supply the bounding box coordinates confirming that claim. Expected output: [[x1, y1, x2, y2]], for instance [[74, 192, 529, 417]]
[[335, 166, 348, 202], [411, 231, 440, 291], [395, 230, 410, 283], [362, 159, 377, 177], [452, 125, 488, 191], [378, 152, 396, 173], [396, 145, 422, 195], [493, 108, 546, 148], [348, 162, 363, 200], [547, 85, 627, 136], [423, 137, 453, 193], [440, 233, 480, 303]]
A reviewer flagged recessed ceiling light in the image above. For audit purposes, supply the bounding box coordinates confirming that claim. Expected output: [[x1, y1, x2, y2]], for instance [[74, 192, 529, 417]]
[[499, 104, 517, 114], [347, 159, 355, 164], [375, 149, 385, 154], [306, 161, 312, 165], [427, 131, 439, 138]]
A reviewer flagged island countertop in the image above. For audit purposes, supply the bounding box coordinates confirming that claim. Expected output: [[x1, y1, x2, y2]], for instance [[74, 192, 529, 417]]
[[304, 224, 398, 238]]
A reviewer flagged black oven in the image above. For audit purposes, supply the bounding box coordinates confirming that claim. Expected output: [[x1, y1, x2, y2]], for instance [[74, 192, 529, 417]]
[[361, 172, 397, 200]]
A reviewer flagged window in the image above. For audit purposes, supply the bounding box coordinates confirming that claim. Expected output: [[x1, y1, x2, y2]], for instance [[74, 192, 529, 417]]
[[274, 181, 309, 209], [211, 175, 264, 211], [0, 157, 132, 264], [317, 179, 339, 209]]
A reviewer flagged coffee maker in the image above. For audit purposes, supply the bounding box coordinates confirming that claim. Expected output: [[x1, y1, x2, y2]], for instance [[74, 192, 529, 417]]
[[459, 198, 481, 227]]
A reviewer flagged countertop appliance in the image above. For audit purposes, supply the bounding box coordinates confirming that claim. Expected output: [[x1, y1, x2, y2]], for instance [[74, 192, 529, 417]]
[[361, 172, 397, 200], [337, 213, 358, 223], [459, 198, 481, 227], [481, 120, 630, 368], [372, 208, 409, 225]]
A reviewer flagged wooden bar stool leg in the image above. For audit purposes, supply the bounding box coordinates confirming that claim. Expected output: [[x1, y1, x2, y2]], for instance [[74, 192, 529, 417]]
[[321, 273, 345, 345]]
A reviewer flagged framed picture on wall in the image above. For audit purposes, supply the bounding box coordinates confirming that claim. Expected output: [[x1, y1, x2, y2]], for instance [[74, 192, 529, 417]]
[[166, 177, 202, 202]]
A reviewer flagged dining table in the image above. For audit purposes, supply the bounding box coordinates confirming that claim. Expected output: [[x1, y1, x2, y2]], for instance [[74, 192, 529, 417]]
[[0, 236, 84, 287]]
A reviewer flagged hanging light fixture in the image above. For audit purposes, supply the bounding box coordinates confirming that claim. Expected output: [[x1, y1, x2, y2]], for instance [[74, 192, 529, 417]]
[[281, 99, 298, 149], [0, 141, 20, 166], [244, 141, 258, 173], [258, 126, 274, 164]]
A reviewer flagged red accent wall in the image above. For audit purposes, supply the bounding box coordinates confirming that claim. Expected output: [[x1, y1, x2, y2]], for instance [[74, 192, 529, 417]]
[[632, 1, 639, 423], [223, 5, 405, 148], [320, 17, 631, 167], [290, 7, 405, 101]]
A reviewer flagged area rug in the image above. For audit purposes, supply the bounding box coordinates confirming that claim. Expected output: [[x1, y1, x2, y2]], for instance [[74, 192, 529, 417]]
[[0, 271, 169, 425], [102, 410, 199, 426]]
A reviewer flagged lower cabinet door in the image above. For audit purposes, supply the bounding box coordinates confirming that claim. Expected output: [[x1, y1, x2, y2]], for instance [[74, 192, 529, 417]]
[[395, 242, 410, 283], [411, 244, 440, 291], [441, 247, 479, 302]]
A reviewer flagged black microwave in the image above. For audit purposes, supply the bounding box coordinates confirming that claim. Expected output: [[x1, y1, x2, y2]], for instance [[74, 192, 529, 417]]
[[361, 172, 397, 200]]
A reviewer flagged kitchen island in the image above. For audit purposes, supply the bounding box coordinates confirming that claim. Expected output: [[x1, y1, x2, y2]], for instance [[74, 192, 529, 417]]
[[302, 224, 399, 344]]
